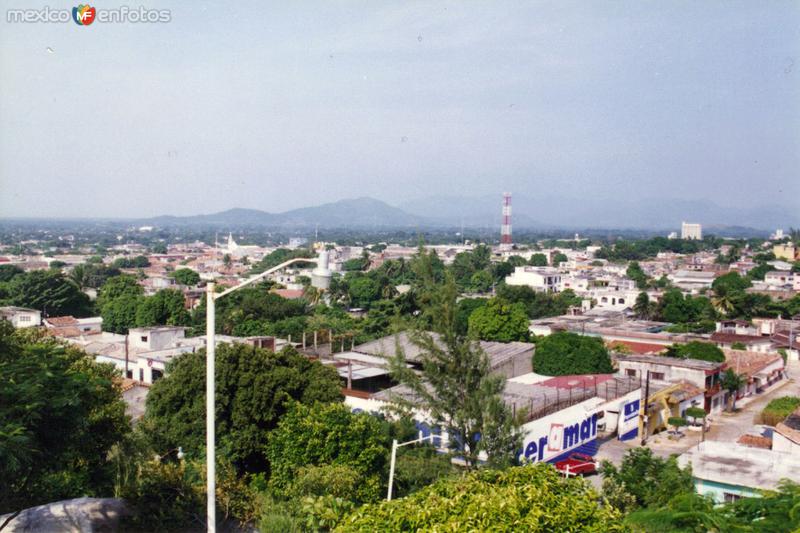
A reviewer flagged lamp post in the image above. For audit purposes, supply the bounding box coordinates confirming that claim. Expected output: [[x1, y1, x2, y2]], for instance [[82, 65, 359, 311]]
[[205, 251, 331, 532], [387, 433, 435, 501]]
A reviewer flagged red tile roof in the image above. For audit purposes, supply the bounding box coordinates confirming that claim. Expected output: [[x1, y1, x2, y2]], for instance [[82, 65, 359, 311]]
[[608, 340, 666, 355]]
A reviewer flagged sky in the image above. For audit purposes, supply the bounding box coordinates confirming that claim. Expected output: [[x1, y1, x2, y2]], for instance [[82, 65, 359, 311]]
[[0, 1, 798, 218]]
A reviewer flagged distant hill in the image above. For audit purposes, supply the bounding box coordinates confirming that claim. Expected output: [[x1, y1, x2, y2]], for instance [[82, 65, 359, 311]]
[[399, 194, 798, 232], [142, 197, 429, 228]]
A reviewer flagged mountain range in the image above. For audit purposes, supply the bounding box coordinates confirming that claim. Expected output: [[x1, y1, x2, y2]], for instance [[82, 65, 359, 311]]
[[138, 195, 797, 233]]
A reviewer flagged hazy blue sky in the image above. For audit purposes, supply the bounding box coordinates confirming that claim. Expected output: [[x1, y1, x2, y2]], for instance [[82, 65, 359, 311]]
[[1, 1, 798, 218]]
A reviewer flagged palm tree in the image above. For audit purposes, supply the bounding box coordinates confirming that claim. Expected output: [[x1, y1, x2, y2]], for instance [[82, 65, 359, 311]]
[[721, 369, 746, 411], [711, 294, 734, 316]]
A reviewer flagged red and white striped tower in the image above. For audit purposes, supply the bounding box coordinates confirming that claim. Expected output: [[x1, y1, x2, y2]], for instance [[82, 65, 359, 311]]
[[501, 192, 512, 248]]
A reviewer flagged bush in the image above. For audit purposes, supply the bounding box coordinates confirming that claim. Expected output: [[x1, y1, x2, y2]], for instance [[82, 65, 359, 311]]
[[337, 464, 626, 532], [533, 331, 613, 376], [760, 396, 800, 426], [665, 341, 725, 363]]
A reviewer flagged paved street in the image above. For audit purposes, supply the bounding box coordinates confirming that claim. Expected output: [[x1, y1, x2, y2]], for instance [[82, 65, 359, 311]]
[[589, 360, 800, 491]]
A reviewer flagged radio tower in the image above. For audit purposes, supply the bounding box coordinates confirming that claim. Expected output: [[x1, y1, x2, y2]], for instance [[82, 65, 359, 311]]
[[501, 192, 512, 249]]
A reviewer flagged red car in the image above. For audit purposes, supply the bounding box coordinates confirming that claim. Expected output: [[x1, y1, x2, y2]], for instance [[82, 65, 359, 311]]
[[554, 453, 597, 476]]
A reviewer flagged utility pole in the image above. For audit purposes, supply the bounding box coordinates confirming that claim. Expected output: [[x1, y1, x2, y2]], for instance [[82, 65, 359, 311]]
[[640, 370, 651, 446], [124, 334, 129, 379]]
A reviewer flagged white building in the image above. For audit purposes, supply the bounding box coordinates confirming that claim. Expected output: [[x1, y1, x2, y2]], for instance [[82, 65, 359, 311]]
[[679, 441, 800, 503], [505, 266, 561, 292], [681, 222, 702, 240], [0, 306, 41, 328]]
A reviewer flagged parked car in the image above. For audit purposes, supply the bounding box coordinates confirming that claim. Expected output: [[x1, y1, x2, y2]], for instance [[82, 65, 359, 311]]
[[554, 453, 597, 476]]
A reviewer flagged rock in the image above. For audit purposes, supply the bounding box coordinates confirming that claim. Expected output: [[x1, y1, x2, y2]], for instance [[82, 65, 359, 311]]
[[0, 497, 129, 532]]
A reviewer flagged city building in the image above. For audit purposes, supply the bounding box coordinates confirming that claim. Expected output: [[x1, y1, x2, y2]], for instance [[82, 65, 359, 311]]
[[681, 222, 703, 240], [678, 441, 800, 503], [0, 306, 41, 328], [505, 266, 561, 292]]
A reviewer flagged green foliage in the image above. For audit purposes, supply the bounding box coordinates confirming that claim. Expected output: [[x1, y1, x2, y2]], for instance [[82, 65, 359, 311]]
[[633, 291, 653, 319], [450, 244, 491, 289], [170, 268, 200, 286], [389, 275, 521, 468], [712, 271, 752, 296], [469, 269, 494, 293], [626, 261, 649, 289], [5, 270, 93, 317], [595, 236, 721, 262], [346, 275, 380, 308], [720, 369, 746, 410], [747, 263, 771, 281], [454, 298, 487, 336], [143, 344, 342, 475], [0, 264, 23, 282], [69, 263, 121, 289], [553, 252, 568, 265], [665, 341, 725, 363], [113, 255, 151, 269], [625, 492, 733, 532], [496, 284, 581, 319], [656, 288, 716, 325], [0, 324, 130, 513], [337, 464, 626, 532], [135, 289, 191, 328], [266, 402, 389, 503], [467, 297, 530, 342], [533, 331, 614, 376], [726, 479, 800, 532], [600, 448, 694, 512], [529, 253, 548, 266], [684, 407, 707, 423], [119, 459, 204, 531], [392, 446, 459, 499], [760, 396, 800, 426]]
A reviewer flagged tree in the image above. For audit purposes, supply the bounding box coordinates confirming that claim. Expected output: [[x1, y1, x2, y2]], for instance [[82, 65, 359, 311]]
[[171, 268, 200, 286], [552, 252, 568, 266], [469, 270, 493, 293], [97, 274, 144, 309], [600, 448, 694, 512], [0, 323, 130, 514], [7, 270, 93, 317], [135, 289, 191, 327], [265, 402, 389, 504], [143, 344, 342, 474], [633, 292, 653, 320], [665, 341, 725, 363], [529, 253, 548, 266], [685, 406, 707, 427], [0, 264, 23, 283], [467, 298, 529, 342], [347, 276, 380, 308], [720, 369, 746, 411], [388, 275, 520, 468], [454, 298, 487, 336], [667, 416, 688, 436], [533, 331, 614, 376], [626, 261, 649, 289], [339, 464, 626, 532]]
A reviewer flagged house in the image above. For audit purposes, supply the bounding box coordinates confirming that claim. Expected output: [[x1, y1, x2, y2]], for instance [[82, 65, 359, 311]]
[[668, 270, 716, 290], [722, 349, 785, 400], [0, 306, 41, 328], [44, 316, 102, 337], [709, 332, 774, 353], [678, 441, 800, 503], [773, 244, 797, 261], [773, 406, 800, 455], [353, 331, 534, 379], [505, 266, 561, 292], [616, 354, 727, 412]]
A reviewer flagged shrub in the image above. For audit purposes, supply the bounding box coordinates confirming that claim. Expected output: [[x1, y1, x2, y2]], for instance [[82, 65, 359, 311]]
[[337, 464, 626, 532], [760, 396, 800, 426]]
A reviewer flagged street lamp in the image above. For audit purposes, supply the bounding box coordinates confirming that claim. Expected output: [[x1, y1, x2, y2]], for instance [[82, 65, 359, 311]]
[[386, 433, 436, 501], [204, 250, 331, 532]]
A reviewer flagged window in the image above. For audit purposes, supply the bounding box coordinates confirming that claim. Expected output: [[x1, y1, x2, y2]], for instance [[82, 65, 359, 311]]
[[625, 369, 637, 377], [139, 369, 144, 381], [618, 298, 625, 304], [650, 372, 665, 380], [141, 336, 148, 342], [152, 369, 164, 382], [19, 315, 30, 322], [723, 492, 741, 503]]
